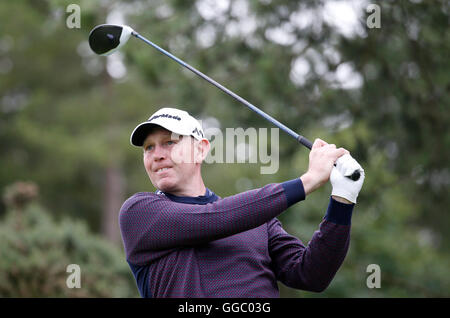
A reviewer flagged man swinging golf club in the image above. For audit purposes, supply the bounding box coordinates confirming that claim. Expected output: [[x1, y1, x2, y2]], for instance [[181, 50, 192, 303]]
[[119, 107, 365, 298], [88, 21, 365, 298]]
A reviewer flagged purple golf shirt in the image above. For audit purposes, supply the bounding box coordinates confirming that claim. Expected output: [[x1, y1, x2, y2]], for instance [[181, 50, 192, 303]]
[[119, 178, 353, 297]]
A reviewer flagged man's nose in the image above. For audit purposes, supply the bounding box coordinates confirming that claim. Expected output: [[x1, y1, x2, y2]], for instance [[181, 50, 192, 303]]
[[152, 144, 167, 161]]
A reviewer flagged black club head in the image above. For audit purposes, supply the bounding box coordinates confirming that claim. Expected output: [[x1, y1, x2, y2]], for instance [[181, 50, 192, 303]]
[[88, 24, 134, 56]]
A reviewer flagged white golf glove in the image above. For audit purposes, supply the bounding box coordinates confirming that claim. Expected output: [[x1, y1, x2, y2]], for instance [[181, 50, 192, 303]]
[[330, 154, 365, 204]]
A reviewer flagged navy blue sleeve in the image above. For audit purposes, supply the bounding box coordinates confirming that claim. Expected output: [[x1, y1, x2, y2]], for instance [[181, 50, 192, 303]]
[[127, 261, 152, 298], [324, 197, 354, 225], [281, 178, 306, 207]]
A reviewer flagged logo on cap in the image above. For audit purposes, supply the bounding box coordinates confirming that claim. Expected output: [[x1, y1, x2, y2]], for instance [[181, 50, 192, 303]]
[[192, 127, 204, 138], [149, 113, 182, 122]]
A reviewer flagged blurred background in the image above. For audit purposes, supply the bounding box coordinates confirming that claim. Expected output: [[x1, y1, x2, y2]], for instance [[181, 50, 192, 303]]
[[0, 0, 448, 297]]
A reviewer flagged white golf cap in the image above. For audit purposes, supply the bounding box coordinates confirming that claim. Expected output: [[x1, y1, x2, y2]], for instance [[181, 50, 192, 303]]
[[130, 107, 206, 146]]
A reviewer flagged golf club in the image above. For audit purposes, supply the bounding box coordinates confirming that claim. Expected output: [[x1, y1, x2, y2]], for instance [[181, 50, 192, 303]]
[[88, 24, 361, 181]]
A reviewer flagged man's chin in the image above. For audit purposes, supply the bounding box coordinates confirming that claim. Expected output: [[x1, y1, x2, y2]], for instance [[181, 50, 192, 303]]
[[154, 180, 178, 194]]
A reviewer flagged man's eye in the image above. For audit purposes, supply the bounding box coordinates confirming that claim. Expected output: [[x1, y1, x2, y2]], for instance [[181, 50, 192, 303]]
[[167, 140, 175, 145], [145, 145, 154, 151]]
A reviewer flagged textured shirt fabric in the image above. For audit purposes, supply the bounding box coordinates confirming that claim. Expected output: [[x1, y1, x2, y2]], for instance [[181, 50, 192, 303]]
[[119, 178, 353, 298]]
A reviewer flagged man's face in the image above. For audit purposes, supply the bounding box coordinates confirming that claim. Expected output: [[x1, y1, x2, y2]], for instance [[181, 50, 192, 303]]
[[142, 127, 202, 195]]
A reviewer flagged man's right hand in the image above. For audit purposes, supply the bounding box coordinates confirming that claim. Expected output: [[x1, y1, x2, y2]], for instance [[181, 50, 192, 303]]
[[300, 138, 349, 196]]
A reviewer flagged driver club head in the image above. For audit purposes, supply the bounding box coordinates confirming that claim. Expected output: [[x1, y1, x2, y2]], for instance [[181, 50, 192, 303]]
[[88, 24, 134, 56]]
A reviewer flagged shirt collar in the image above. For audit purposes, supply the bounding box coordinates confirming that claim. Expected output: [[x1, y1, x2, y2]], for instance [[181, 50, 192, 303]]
[[155, 188, 219, 205]]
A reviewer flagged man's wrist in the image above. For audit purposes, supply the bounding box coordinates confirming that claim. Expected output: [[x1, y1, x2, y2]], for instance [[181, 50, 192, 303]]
[[300, 172, 318, 196], [331, 195, 353, 204], [325, 197, 354, 225]]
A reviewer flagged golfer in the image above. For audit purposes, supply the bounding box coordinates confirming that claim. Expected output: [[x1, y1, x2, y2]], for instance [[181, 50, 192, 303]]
[[119, 107, 365, 298]]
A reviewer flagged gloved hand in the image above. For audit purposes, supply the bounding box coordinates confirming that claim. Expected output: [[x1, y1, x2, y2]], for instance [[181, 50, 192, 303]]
[[330, 154, 365, 204]]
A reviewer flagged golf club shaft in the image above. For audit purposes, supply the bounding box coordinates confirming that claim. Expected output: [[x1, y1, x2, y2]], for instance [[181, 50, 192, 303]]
[[132, 32, 312, 150], [132, 31, 360, 181]]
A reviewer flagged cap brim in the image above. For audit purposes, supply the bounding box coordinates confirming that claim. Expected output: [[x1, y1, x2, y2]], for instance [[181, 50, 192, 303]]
[[130, 122, 195, 147], [130, 122, 162, 147], [131, 116, 206, 147]]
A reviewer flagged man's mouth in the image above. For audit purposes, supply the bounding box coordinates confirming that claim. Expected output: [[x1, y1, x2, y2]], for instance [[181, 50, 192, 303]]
[[156, 167, 171, 173]]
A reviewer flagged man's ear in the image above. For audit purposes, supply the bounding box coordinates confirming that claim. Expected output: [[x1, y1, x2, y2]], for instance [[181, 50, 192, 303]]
[[195, 139, 210, 163]]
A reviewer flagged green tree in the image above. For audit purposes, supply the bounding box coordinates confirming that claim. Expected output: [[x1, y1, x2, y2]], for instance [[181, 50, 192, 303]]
[[0, 0, 448, 297], [0, 181, 138, 297]]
